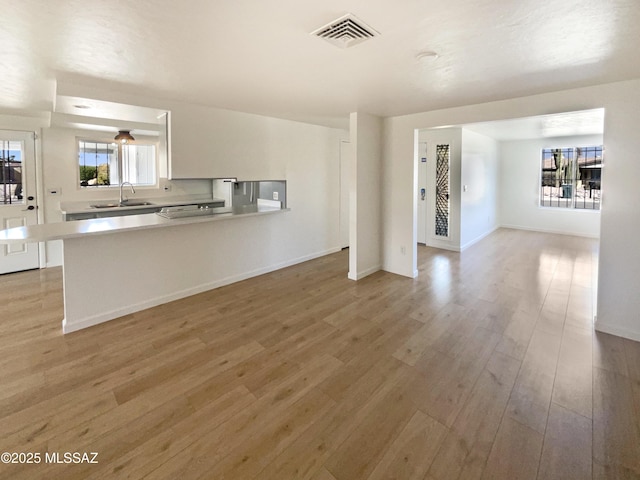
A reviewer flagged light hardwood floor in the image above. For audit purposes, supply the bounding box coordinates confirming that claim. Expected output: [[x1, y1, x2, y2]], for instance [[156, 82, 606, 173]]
[[1, 228, 639, 480]]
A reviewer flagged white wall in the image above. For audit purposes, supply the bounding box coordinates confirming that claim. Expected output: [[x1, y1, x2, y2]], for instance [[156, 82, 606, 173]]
[[349, 112, 383, 280], [339, 140, 351, 249], [62, 211, 323, 332], [0, 114, 49, 132], [595, 85, 640, 341], [499, 134, 602, 238], [165, 100, 348, 269], [460, 129, 500, 249], [170, 102, 346, 181], [417, 141, 427, 244], [382, 79, 640, 341]]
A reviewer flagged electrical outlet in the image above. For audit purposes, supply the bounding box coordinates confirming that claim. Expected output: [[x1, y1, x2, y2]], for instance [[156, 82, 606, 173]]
[[273, 192, 279, 201], [401, 246, 406, 255]]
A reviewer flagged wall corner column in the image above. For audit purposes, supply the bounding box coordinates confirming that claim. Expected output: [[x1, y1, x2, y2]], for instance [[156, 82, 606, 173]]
[[348, 112, 383, 280]]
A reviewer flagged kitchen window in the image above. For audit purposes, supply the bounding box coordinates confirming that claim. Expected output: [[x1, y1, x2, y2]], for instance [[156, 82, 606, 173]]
[[78, 139, 157, 187], [540, 145, 602, 210]]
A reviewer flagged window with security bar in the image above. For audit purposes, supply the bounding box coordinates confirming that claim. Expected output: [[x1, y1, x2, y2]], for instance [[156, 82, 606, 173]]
[[540, 146, 602, 210], [1, 140, 24, 205], [78, 139, 157, 187]]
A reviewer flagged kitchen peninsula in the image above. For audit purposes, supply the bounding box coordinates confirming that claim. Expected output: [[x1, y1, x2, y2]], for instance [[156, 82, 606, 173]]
[[0, 203, 289, 333]]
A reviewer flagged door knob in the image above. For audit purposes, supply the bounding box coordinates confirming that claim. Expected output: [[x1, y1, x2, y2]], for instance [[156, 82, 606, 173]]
[[22, 205, 35, 211], [27, 196, 34, 201]]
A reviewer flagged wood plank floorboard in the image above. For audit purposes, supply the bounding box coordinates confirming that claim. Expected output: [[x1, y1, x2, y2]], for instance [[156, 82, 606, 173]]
[[0, 228, 639, 479]]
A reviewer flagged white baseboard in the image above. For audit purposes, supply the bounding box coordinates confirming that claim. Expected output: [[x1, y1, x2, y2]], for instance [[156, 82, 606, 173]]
[[500, 224, 600, 239], [425, 239, 460, 252], [594, 318, 640, 342], [348, 264, 382, 281], [460, 226, 499, 251], [63, 246, 342, 334], [380, 262, 417, 279]]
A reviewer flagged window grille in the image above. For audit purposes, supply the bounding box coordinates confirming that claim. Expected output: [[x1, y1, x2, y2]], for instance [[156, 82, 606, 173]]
[[540, 146, 602, 210], [435, 144, 450, 236]]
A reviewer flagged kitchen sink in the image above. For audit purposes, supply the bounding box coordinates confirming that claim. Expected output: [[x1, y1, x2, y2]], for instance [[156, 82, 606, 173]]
[[90, 201, 155, 208], [120, 201, 155, 207], [90, 203, 120, 208]]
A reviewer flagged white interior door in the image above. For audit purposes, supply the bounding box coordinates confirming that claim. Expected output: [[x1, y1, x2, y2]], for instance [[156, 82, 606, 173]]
[[0, 130, 39, 274]]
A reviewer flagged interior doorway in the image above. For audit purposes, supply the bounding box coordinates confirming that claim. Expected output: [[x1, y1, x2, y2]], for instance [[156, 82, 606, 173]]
[[416, 128, 460, 251], [415, 109, 604, 259]]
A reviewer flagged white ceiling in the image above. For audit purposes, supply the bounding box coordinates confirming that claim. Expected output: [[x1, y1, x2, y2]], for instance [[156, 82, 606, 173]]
[[462, 108, 605, 141], [1, 0, 639, 128], [50, 95, 167, 136]]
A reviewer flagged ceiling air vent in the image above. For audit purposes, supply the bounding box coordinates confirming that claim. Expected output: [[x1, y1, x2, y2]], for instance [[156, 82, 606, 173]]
[[311, 13, 380, 48]]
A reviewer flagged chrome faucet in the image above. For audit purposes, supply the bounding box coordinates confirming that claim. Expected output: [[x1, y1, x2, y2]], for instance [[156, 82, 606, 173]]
[[119, 182, 135, 205]]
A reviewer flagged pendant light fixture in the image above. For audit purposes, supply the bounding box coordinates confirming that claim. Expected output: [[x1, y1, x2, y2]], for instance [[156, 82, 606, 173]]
[[114, 130, 135, 144]]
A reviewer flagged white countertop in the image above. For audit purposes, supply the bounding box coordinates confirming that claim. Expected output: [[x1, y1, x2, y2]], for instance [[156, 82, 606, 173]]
[[0, 206, 289, 244], [60, 195, 226, 214]]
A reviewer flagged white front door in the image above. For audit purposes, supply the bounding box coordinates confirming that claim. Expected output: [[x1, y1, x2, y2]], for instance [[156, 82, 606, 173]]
[[432, 142, 451, 240], [0, 130, 39, 274]]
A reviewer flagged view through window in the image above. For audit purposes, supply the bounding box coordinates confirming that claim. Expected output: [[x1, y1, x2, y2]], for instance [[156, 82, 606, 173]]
[[540, 146, 602, 210], [1, 140, 24, 204], [78, 140, 156, 187]]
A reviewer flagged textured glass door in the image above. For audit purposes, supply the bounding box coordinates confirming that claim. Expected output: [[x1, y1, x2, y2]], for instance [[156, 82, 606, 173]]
[[435, 144, 450, 237]]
